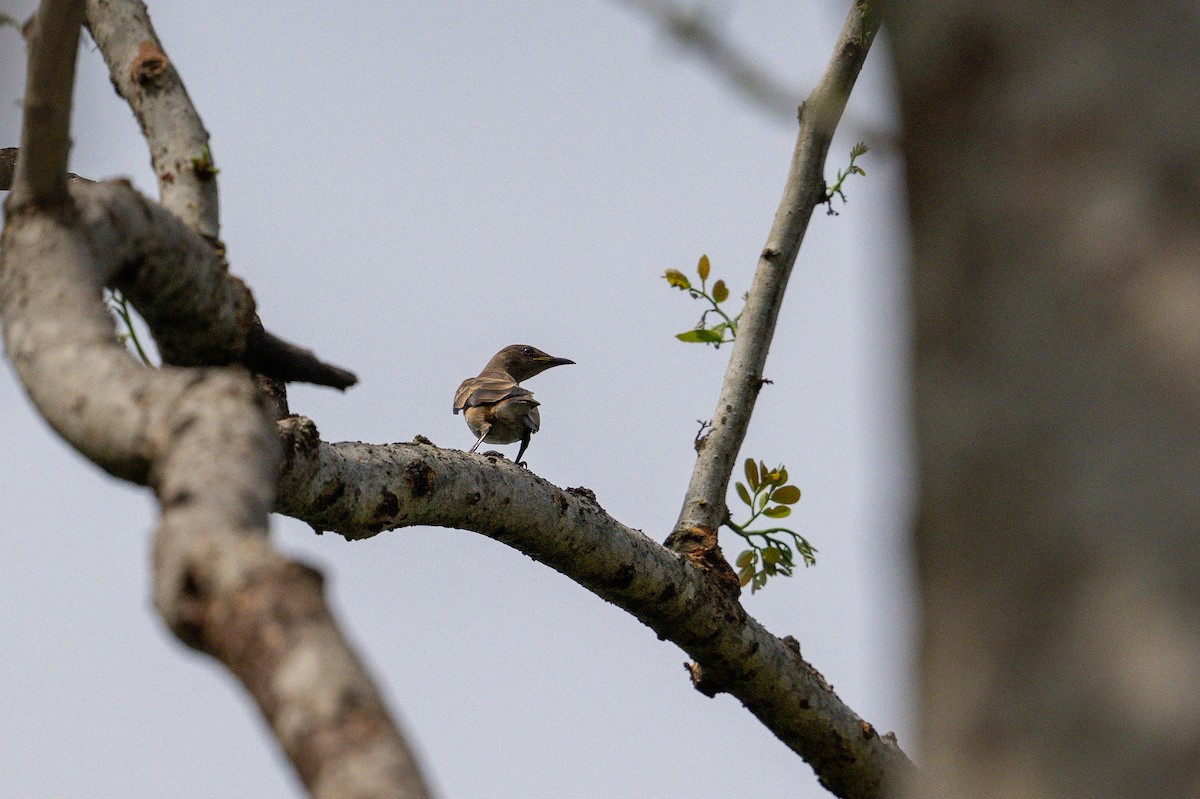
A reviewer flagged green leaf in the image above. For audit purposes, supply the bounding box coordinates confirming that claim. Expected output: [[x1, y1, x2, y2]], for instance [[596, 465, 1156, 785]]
[[712, 279, 729, 303], [772, 485, 801, 504], [759, 461, 769, 485], [744, 458, 759, 491], [735, 482, 752, 507], [676, 328, 723, 343], [736, 549, 755, 568], [664, 269, 691, 290], [765, 470, 783, 486], [762, 547, 781, 565], [763, 505, 791, 518], [777, 466, 789, 485], [739, 569, 754, 587], [697, 254, 710, 282]]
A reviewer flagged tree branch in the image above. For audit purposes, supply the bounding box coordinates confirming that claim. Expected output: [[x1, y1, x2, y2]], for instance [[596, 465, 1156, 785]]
[[1, 0, 425, 794], [615, 0, 801, 122], [275, 425, 914, 799], [7, 0, 84, 209], [0, 147, 357, 389], [83, 0, 220, 239], [672, 1, 881, 540]]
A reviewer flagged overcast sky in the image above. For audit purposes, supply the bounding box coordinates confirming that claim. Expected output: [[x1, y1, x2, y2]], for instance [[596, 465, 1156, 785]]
[[0, 2, 914, 797]]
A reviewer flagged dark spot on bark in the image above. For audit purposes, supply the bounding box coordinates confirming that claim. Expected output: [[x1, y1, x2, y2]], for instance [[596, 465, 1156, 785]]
[[163, 488, 193, 509], [467, 492, 482, 505], [799, 698, 811, 710], [861, 722, 876, 740], [313, 480, 345, 512], [171, 414, 198, 439], [404, 460, 434, 497], [554, 492, 569, 516], [172, 568, 206, 651], [376, 489, 399, 519], [610, 564, 635, 590], [657, 583, 677, 603]]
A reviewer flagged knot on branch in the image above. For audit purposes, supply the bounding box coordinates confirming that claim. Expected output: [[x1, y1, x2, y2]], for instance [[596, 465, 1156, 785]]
[[129, 40, 170, 86], [566, 485, 599, 507], [664, 525, 741, 599], [684, 660, 726, 698]]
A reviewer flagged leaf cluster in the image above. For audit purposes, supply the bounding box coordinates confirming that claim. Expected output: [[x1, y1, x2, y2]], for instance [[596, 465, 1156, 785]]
[[824, 141, 869, 215], [729, 458, 815, 593], [663, 254, 743, 347]]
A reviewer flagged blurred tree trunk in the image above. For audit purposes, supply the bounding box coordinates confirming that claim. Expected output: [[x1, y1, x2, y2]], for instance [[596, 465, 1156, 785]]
[[888, 2, 1200, 797]]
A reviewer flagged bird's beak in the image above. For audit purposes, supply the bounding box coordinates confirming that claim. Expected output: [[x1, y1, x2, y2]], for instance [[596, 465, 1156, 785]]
[[538, 356, 575, 368]]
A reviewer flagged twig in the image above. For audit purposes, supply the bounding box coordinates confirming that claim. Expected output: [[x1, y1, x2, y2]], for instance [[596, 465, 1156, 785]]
[[672, 1, 882, 539]]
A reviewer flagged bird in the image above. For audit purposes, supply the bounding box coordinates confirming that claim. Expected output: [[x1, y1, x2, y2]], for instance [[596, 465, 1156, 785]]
[[453, 344, 574, 466]]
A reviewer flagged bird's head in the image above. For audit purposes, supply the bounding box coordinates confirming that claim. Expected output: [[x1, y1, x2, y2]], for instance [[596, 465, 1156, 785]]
[[485, 344, 575, 382]]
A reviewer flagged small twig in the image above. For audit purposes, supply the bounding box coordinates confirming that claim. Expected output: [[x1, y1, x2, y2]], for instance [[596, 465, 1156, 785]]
[[107, 289, 152, 365]]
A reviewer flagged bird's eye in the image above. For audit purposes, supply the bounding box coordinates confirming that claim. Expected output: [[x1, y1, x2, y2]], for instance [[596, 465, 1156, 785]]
[[522, 347, 533, 356]]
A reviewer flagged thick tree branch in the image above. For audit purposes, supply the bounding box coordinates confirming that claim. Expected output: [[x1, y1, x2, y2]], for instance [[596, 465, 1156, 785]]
[[0, 148, 356, 389], [83, 0, 220, 239], [673, 0, 881, 540], [8, 0, 84, 209], [276, 426, 914, 799], [1, 0, 425, 794]]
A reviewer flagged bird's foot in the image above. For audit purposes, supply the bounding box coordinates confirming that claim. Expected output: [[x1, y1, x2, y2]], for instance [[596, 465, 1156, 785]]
[[516, 460, 529, 469]]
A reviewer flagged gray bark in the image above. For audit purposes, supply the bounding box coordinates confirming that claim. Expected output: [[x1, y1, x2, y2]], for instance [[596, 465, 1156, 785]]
[[887, 2, 1200, 797]]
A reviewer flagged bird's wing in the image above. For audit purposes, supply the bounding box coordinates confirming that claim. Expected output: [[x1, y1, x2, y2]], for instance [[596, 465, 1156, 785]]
[[453, 376, 537, 413]]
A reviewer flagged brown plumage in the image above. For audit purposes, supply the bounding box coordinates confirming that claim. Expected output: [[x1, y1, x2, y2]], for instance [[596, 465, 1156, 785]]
[[453, 344, 574, 465]]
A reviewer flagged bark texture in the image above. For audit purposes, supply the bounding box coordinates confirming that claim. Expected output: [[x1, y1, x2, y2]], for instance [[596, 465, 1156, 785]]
[[887, 2, 1200, 797], [276, 423, 913, 799]]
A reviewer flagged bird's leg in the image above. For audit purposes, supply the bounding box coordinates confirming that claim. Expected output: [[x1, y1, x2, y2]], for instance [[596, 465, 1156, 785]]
[[514, 431, 531, 468], [469, 423, 490, 453]]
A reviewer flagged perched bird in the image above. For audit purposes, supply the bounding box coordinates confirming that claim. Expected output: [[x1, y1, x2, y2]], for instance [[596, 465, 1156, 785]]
[[453, 344, 574, 465]]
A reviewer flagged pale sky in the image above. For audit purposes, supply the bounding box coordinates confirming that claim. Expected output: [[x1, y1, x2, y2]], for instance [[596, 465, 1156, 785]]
[[0, 2, 915, 797]]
